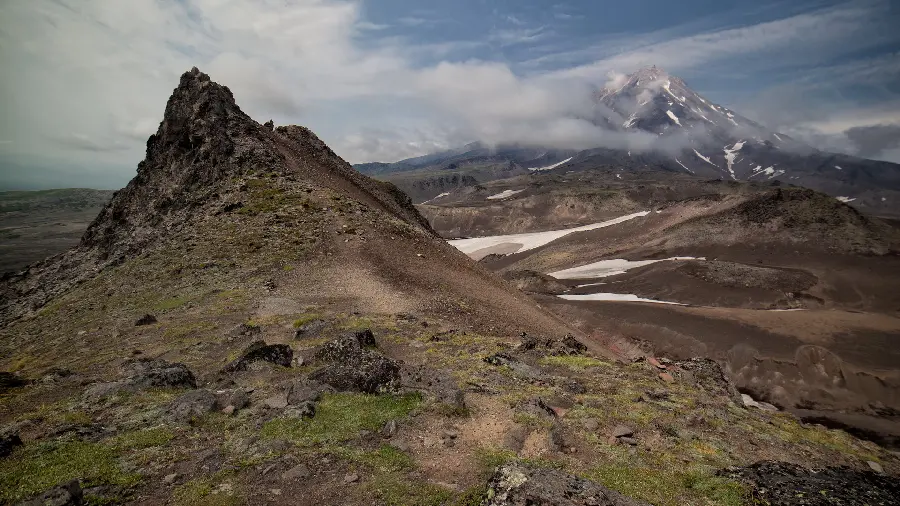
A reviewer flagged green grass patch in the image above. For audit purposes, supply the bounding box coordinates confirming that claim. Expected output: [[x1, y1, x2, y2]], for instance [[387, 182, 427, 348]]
[[340, 444, 415, 473], [292, 314, 323, 328], [261, 392, 422, 446], [539, 355, 611, 371], [0, 441, 140, 504], [112, 427, 174, 451], [368, 473, 453, 506], [172, 473, 240, 506], [153, 295, 191, 311]]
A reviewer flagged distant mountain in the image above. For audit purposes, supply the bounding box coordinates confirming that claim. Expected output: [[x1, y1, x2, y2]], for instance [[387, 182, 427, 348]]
[[355, 66, 900, 217]]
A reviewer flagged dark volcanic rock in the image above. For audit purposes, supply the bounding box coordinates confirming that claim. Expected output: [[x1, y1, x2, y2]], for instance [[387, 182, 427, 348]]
[[723, 461, 900, 505], [309, 355, 399, 394], [0, 430, 22, 458], [294, 319, 327, 339], [122, 358, 197, 389], [224, 341, 293, 372], [134, 314, 157, 326], [309, 329, 400, 393], [0, 371, 27, 392], [673, 358, 742, 406], [483, 464, 649, 505], [17, 480, 83, 506], [519, 333, 587, 356]]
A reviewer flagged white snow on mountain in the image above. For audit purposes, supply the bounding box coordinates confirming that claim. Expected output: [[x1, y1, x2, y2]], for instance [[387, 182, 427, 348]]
[[723, 141, 745, 181], [528, 157, 573, 172], [693, 149, 717, 167], [674, 159, 694, 174], [836, 196, 856, 203], [448, 211, 650, 259], [549, 256, 703, 280], [486, 189, 524, 200], [666, 110, 682, 126]]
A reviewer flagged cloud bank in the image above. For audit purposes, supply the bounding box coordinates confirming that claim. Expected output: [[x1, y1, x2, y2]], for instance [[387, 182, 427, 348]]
[[0, 0, 898, 188]]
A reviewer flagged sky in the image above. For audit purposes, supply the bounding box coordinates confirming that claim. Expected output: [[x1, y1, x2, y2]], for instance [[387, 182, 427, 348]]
[[0, 0, 898, 189]]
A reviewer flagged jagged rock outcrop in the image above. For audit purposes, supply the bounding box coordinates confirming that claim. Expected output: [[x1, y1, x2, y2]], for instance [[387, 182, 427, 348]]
[[0, 67, 435, 324]]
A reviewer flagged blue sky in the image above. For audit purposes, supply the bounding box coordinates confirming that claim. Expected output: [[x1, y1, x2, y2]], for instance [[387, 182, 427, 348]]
[[1, 0, 898, 189]]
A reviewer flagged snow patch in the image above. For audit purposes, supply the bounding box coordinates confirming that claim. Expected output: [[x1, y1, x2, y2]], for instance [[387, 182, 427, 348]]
[[421, 192, 450, 204], [723, 141, 745, 181], [448, 211, 651, 259], [835, 165, 843, 171], [674, 158, 694, 174], [486, 189, 524, 200], [528, 157, 573, 172], [549, 257, 704, 280], [558, 293, 685, 305], [773, 133, 783, 141], [836, 196, 856, 203], [693, 149, 717, 167], [666, 110, 682, 126]]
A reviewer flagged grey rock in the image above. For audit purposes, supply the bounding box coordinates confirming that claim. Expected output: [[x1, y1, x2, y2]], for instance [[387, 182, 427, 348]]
[[282, 464, 310, 480], [82, 381, 129, 400], [282, 402, 316, 419], [343, 472, 359, 483], [382, 420, 397, 438], [215, 389, 250, 411], [548, 424, 566, 453], [264, 394, 290, 410], [286, 380, 323, 405], [17, 480, 83, 506], [611, 425, 634, 438], [867, 461, 883, 473], [503, 425, 530, 452], [400, 365, 466, 411], [168, 389, 217, 422], [619, 437, 638, 446], [294, 319, 327, 339], [163, 473, 179, 485], [582, 419, 599, 432], [483, 464, 649, 505], [122, 358, 197, 389]]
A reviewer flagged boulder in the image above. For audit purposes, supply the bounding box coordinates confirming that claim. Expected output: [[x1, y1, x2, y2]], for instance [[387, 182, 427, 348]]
[[0, 371, 27, 392], [224, 341, 293, 372], [483, 464, 649, 505], [135, 314, 158, 326], [0, 429, 22, 458], [723, 461, 900, 505], [309, 354, 399, 394], [309, 330, 400, 393], [17, 480, 83, 506], [400, 365, 465, 411], [122, 358, 197, 389], [294, 319, 327, 339], [168, 389, 217, 422]]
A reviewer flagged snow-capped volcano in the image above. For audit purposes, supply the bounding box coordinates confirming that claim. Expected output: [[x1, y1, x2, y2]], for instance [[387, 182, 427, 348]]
[[594, 66, 807, 181]]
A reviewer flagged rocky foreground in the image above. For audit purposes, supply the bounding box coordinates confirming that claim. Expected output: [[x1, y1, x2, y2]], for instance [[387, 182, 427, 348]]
[[1, 69, 898, 505]]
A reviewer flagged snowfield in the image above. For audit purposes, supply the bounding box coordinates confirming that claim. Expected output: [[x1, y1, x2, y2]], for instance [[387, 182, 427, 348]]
[[448, 211, 650, 259], [528, 157, 573, 172], [549, 257, 704, 279], [558, 293, 685, 305], [666, 110, 682, 126], [836, 196, 856, 203], [421, 192, 449, 204], [486, 189, 524, 200]]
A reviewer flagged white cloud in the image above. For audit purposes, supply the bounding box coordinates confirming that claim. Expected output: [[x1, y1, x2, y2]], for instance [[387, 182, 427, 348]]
[[0, 0, 898, 189]]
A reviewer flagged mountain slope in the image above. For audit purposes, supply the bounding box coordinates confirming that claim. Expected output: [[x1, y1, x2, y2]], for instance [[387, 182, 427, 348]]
[[1, 68, 898, 506]]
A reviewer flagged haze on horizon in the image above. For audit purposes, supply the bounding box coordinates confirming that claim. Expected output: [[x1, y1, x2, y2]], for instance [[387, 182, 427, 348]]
[[1, 0, 898, 190]]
